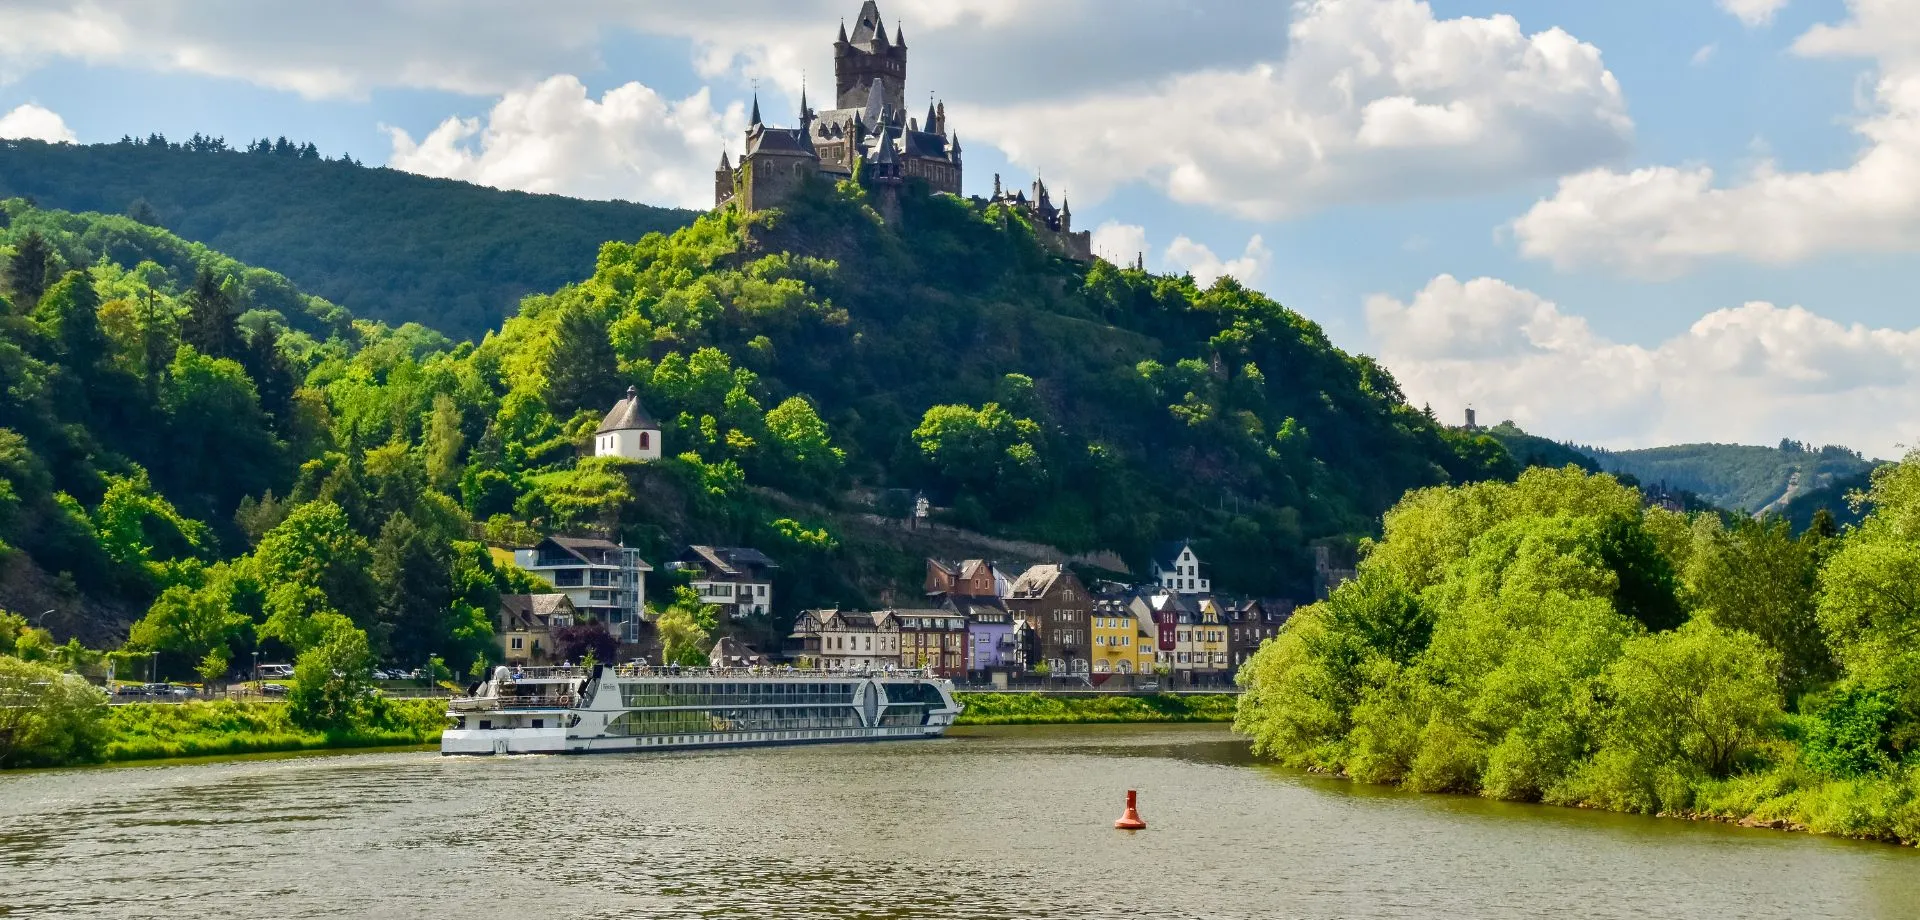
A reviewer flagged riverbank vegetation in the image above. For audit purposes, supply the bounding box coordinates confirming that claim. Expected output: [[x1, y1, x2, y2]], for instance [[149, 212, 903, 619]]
[[1235, 461, 1920, 845], [955, 692, 1235, 725], [98, 697, 444, 762]]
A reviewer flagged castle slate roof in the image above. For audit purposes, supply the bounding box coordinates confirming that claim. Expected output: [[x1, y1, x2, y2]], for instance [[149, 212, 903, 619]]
[[598, 386, 658, 434], [898, 129, 951, 160], [747, 126, 814, 156], [849, 1, 885, 44]]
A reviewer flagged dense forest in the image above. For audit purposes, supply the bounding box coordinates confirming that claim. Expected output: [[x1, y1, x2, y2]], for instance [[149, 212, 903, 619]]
[[0, 137, 697, 338], [1236, 461, 1920, 843], [1583, 441, 1878, 514]]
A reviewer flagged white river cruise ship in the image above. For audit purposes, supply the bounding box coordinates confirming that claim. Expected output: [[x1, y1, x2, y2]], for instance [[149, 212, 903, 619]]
[[442, 664, 963, 755]]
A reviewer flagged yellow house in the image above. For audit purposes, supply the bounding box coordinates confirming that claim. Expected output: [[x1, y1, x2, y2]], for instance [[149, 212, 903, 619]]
[[1090, 597, 1140, 675], [1193, 597, 1231, 680]]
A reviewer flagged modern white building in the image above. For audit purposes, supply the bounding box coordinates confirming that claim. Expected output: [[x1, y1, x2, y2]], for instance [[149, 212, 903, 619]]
[[512, 536, 653, 643], [1151, 540, 1210, 595], [668, 546, 779, 619], [595, 386, 663, 461]]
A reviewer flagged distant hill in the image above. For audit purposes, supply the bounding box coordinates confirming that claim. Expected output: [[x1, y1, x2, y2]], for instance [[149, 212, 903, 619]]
[[1582, 441, 1878, 514], [0, 137, 699, 338], [1780, 468, 1881, 533], [1483, 421, 1602, 473]]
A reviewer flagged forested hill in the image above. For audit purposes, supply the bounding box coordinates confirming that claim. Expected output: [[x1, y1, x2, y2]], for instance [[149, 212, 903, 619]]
[[1582, 441, 1878, 513], [0, 138, 698, 339], [0, 180, 1520, 664]]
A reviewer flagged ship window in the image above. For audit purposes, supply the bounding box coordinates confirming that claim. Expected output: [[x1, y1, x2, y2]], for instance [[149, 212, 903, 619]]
[[479, 720, 493, 730], [532, 719, 545, 729]]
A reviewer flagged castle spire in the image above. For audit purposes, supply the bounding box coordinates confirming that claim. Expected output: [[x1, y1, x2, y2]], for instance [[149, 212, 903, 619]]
[[750, 91, 762, 127], [838, 18, 848, 43], [864, 76, 885, 124], [719, 150, 731, 169], [925, 95, 938, 134], [895, 24, 906, 47]]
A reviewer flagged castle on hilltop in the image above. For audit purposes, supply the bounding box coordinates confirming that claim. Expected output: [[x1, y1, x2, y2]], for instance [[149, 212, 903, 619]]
[[716, 1, 1092, 261]]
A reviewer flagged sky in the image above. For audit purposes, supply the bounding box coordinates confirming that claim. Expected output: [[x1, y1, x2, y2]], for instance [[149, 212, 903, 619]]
[[2, 0, 1918, 456]]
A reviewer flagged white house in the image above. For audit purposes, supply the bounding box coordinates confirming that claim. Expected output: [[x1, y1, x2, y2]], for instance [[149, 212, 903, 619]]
[[512, 536, 653, 643], [668, 545, 779, 619], [1151, 540, 1209, 595], [789, 609, 901, 671], [595, 386, 662, 461]]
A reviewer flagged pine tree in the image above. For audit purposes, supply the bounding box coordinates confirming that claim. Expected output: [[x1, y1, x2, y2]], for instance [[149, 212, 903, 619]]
[[126, 198, 161, 227], [544, 304, 619, 417], [180, 267, 240, 359], [140, 287, 175, 399], [371, 512, 453, 665], [5, 229, 53, 309], [37, 271, 108, 374], [240, 321, 297, 423]]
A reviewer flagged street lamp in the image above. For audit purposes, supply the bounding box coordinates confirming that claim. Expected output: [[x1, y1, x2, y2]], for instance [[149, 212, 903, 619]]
[[31, 609, 53, 628]]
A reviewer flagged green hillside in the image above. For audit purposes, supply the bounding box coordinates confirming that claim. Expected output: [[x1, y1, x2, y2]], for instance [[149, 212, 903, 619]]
[[0, 137, 698, 339], [1483, 421, 1601, 473], [1584, 441, 1877, 513], [0, 179, 1517, 673]]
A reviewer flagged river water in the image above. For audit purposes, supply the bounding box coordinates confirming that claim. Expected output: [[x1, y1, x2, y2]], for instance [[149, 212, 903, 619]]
[[1, 725, 1915, 919]]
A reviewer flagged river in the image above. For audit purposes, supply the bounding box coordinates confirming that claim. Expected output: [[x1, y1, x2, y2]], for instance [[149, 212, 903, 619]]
[[1, 725, 1915, 919]]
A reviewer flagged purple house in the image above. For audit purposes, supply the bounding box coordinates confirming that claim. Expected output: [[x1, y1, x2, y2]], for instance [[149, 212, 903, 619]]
[[953, 597, 1017, 674]]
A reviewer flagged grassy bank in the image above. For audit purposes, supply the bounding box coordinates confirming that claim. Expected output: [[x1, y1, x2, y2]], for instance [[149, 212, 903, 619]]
[[954, 693, 1237, 726], [98, 698, 446, 763]]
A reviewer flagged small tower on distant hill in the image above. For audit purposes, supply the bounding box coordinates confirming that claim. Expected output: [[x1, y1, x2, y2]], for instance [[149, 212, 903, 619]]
[[596, 386, 662, 462]]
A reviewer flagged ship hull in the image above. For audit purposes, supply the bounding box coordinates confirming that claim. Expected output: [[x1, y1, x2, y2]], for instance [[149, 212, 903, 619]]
[[443, 723, 950, 756]]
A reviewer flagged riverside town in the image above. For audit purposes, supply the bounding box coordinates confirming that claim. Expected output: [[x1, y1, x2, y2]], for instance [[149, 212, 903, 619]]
[[4, 1, 1920, 918]]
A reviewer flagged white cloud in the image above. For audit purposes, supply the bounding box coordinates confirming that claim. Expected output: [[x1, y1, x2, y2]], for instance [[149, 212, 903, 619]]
[[1719, 0, 1790, 26], [0, 103, 75, 142], [385, 76, 746, 208], [1368, 274, 1920, 455], [1086, 221, 1270, 286], [1166, 235, 1272, 288], [1090, 221, 1150, 267], [1513, 0, 1920, 276], [966, 0, 1632, 219], [1691, 43, 1718, 67]]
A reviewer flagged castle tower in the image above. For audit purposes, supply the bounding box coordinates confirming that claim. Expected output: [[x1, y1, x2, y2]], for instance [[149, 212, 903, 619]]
[[836, 2, 908, 111]]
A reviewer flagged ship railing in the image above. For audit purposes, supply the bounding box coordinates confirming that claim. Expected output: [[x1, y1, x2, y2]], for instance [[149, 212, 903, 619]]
[[608, 665, 940, 681], [448, 693, 578, 711]]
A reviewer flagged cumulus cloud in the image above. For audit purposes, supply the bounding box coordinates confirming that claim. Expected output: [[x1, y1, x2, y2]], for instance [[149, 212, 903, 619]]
[[1368, 274, 1920, 455], [1719, 0, 1790, 26], [1166, 235, 1273, 288], [0, 103, 75, 142], [385, 76, 746, 208], [1513, 0, 1920, 276], [0, 0, 1274, 103], [1086, 221, 1270, 286], [966, 0, 1632, 218]]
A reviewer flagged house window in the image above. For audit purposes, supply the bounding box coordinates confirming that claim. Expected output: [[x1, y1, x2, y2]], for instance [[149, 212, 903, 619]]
[[639, 431, 651, 450], [511, 637, 524, 650]]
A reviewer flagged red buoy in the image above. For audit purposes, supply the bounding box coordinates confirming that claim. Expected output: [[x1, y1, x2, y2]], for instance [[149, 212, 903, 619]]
[[1114, 789, 1147, 830]]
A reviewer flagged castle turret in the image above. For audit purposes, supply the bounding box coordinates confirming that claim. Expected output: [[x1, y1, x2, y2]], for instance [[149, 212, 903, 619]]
[[836, 1, 908, 111], [715, 150, 734, 207]]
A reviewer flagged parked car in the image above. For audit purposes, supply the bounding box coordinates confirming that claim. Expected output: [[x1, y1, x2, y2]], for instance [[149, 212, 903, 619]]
[[258, 664, 294, 679], [260, 683, 289, 696]]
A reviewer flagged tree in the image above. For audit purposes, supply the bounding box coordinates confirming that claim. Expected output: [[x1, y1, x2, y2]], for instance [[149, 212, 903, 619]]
[[0, 656, 106, 768], [761, 396, 843, 492], [544, 304, 618, 417], [128, 567, 251, 671], [239, 321, 297, 423], [287, 613, 374, 731], [654, 608, 710, 667], [254, 501, 378, 640], [179, 267, 240, 359], [126, 198, 161, 226], [424, 394, 466, 492], [1685, 516, 1831, 695], [161, 346, 283, 511], [5, 229, 53, 309], [553, 622, 619, 665], [36, 271, 108, 376], [196, 647, 230, 691], [371, 512, 453, 665], [1577, 621, 1783, 811]]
